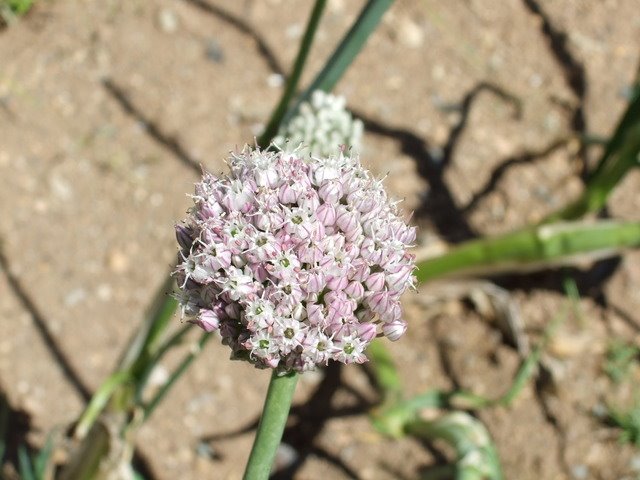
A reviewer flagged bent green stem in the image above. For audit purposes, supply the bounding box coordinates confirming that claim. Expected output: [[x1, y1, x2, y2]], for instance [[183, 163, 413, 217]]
[[258, 0, 327, 148], [243, 371, 298, 480]]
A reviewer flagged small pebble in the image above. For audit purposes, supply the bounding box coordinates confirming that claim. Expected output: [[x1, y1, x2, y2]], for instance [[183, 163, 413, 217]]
[[267, 73, 284, 88], [285, 23, 302, 39], [196, 440, 219, 460], [570, 464, 589, 480], [205, 39, 224, 63], [630, 454, 640, 471], [158, 9, 178, 33], [398, 17, 424, 48], [107, 249, 130, 273], [64, 288, 87, 307], [148, 365, 169, 387], [96, 283, 112, 301], [528, 73, 544, 88], [49, 174, 73, 200], [273, 443, 298, 473]]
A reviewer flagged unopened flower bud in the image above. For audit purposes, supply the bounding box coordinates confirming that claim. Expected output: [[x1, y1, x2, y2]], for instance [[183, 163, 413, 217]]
[[344, 280, 365, 300], [357, 322, 378, 342], [191, 308, 223, 332], [365, 272, 386, 292], [383, 319, 407, 341], [318, 180, 343, 203], [315, 203, 336, 227], [175, 224, 194, 251]]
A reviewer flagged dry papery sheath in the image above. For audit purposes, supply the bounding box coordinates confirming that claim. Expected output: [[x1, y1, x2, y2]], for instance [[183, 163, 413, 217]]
[[174, 146, 416, 373]]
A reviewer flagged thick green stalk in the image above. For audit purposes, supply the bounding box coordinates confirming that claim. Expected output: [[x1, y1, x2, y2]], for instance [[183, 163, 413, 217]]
[[243, 371, 298, 480], [258, 0, 327, 148], [416, 220, 640, 282]]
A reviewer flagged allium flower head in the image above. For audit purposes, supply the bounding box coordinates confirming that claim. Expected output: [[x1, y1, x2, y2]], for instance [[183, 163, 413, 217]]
[[273, 90, 364, 157], [174, 146, 416, 373]]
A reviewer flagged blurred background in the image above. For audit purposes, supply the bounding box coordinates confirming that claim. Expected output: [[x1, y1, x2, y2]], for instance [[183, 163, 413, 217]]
[[1, 0, 640, 478]]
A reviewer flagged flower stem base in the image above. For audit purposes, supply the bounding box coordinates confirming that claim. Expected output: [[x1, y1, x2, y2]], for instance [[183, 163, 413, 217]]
[[243, 371, 298, 480]]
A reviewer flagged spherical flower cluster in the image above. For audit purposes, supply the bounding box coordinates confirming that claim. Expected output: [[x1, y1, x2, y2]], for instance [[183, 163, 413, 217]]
[[174, 146, 416, 372], [273, 90, 364, 158]]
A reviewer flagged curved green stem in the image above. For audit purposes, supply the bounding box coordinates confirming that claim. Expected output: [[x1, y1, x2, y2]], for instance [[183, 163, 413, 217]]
[[243, 371, 298, 480], [258, 0, 327, 148]]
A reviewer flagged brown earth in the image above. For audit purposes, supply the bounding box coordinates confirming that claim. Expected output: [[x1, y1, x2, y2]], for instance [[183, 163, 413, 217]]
[[1, 0, 640, 479]]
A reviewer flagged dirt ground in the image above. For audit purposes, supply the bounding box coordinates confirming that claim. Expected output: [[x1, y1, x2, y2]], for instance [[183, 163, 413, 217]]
[[1, 0, 640, 479]]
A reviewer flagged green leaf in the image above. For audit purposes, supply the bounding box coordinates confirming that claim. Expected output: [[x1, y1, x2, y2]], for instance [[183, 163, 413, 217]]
[[18, 445, 36, 480], [545, 79, 640, 222], [416, 220, 640, 283], [372, 390, 452, 438], [607, 402, 640, 446], [33, 434, 54, 478], [116, 274, 177, 374], [133, 469, 147, 480], [407, 413, 504, 480]]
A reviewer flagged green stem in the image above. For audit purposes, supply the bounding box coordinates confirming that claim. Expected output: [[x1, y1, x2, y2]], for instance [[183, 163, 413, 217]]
[[258, 0, 327, 148], [243, 371, 298, 480], [545, 124, 640, 222], [286, 0, 394, 121], [588, 76, 640, 181], [74, 370, 131, 439], [116, 274, 177, 374], [143, 332, 212, 421], [544, 78, 640, 223], [59, 422, 111, 480], [304, 0, 393, 93], [134, 323, 193, 404]]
